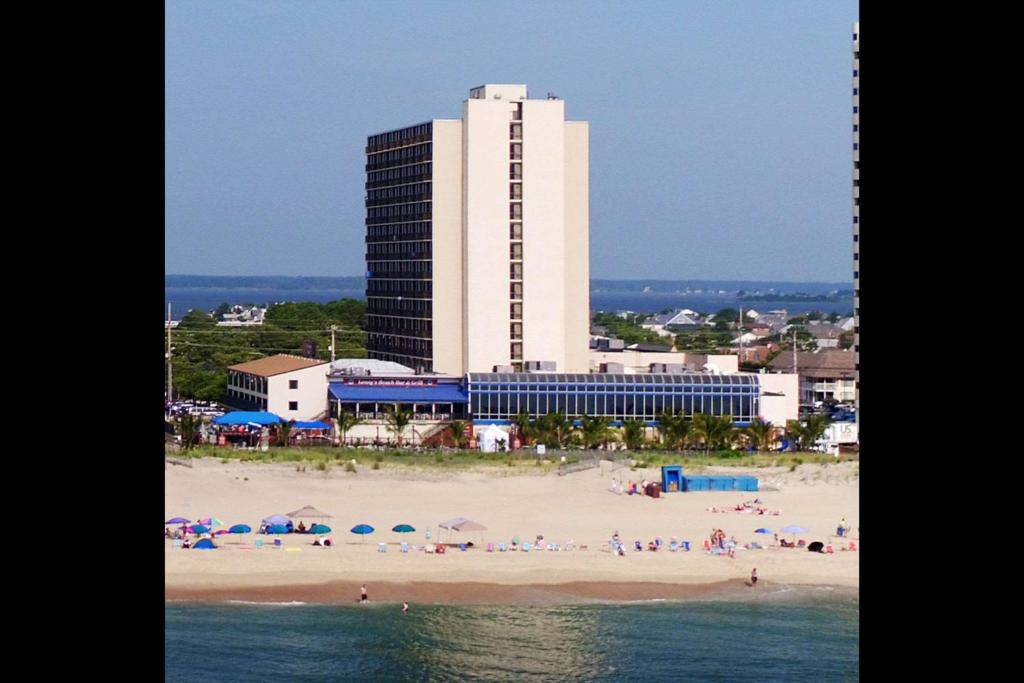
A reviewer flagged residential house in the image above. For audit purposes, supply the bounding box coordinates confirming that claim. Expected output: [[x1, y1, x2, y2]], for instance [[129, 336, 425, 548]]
[[766, 350, 855, 405]]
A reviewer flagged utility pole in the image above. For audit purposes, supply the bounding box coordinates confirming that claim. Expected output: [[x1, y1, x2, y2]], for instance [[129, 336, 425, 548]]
[[167, 302, 173, 406], [738, 307, 743, 366], [792, 328, 797, 373], [330, 325, 338, 363]]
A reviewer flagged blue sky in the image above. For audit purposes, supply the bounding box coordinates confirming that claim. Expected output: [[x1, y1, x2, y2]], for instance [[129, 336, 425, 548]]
[[166, 0, 859, 281]]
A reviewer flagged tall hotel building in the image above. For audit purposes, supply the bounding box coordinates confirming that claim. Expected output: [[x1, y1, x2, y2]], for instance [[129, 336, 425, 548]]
[[365, 84, 590, 375], [852, 24, 860, 416]]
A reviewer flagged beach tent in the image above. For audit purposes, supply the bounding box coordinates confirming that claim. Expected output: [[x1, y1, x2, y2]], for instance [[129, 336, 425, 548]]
[[262, 514, 294, 531], [266, 525, 290, 534], [286, 506, 333, 519], [477, 425, 509, 453], [807, 541, 825, 553], [193, 539, 216, 549], [213, 411, 283, 426], [439, 517, 487, 546]]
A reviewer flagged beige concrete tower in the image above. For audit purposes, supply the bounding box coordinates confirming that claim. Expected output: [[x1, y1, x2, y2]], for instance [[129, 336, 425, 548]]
[[852, 24, 859, 419], [366, 84, 590, 375]]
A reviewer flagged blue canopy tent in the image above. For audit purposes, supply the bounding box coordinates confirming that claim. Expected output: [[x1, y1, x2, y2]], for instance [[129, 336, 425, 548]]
[[193, 539, 216, 549], [261, 514, 293, 533], [266, 525, 290, 534], [213, 412, 283, 426], [293, 421, 331, 430]]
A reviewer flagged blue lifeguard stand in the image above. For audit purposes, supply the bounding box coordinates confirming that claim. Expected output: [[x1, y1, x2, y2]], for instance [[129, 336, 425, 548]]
[[661, 465, 683, 493]]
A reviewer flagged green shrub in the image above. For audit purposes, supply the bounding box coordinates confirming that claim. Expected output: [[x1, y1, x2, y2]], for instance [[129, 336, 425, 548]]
[[344, 462, 357, 473], [435, 454, 445, 463], [372, 461, 380, 470], [315, 460, 328, 472]]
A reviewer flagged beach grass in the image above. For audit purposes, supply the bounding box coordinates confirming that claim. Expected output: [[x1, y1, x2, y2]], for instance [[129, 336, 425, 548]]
[[181, 445, 855, 474]]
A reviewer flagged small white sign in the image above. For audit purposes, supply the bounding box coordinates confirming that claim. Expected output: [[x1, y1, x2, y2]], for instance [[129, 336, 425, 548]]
[[536, 444, 546, 456]]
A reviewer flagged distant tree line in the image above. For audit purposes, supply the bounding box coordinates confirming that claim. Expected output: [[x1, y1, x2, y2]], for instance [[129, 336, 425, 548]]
[[167, 299, 367, 402]]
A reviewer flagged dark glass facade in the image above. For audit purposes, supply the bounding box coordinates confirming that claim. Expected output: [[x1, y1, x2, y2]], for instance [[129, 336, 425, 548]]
[[465, 373, 760, 423], [365, 122, 434, 371]]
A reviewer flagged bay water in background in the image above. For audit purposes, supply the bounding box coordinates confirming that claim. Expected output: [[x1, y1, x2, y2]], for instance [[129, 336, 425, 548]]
[[165, 277, 853, 318], [166, 592, 858, 682]]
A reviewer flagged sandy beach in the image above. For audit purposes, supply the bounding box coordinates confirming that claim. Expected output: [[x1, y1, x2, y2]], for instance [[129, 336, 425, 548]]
[[166, 458, 859, 604]]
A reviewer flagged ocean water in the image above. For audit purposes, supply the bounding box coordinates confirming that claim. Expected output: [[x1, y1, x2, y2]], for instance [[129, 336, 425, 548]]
[[164, 286, 853, 319], [166, 592, 859, 682]]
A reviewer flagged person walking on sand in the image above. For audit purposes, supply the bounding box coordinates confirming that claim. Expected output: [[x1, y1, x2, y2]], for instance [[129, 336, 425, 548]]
[[751, 568, 758, 587], [402, 601, 409, 614], [360, 584, 368, 603]]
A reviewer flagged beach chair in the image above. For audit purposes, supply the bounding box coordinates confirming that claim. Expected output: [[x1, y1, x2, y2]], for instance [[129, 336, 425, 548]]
[[535, 540, 546, 551], [797, 539, 806, 548], [848, 541, 857, 551], [400, 542, 410, 553], [703, 539, 711, 552], [565, 541, 575, 551], [499, 543, 507, 552], [378, 543, 388, 553], [274, 539, 282, 547], [826, 545, 834, 554], [486, 543, 494, 552], [683, 541, 691, 551], [750, 542, 763, 550], [522, 542, 531, 552], [255, 539, 263, 549], [669, 540, 679, 552], [459, 543, 467, 552], [425, 544, 435, 554]]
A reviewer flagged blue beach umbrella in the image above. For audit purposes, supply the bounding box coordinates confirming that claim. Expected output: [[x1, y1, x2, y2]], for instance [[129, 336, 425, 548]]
[[165, 517, 190, 525], [229, 524, 252, 534], [191, 524, 210, 535], [310, 524, 332, 535], [779, 524, 808, 543], [754, 528, 772, 534], [392, 524, 415, 533], [351, 524, 375, 543]]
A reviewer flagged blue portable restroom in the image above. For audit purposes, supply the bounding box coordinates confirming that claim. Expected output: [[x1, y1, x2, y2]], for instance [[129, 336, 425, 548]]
[[736, 476, 759, 492], [683, 475, 709, 492], [661, 465, 683, 493]]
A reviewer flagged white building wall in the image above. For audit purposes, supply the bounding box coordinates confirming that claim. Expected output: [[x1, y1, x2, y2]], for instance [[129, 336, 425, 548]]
[[463, 97, 516, 372], [267, 364, 330, 421], [521, 98, 567, 369], [587, 350, 739, 374], [757, 372, 799, 426], [563, 120, 591, 372], [431, 119, 464, 375]]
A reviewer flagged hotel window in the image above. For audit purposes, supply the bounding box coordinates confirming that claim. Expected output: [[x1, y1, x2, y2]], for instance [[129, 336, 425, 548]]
[[510, 243, 522, 259], [853, 234, 859, 242], [289, 380, 298, 389], [510, 263, 523, 279], [510, 123, 522, 139], [510, 143, 522, 160], [510, 163, 522, 180], [511, 323, 522, 339], [510, 185, 522, 200], [853, 88, 858, 95], [510, 223, 522, 239], [289, 401, 299, 411], [510, 302, 522, 319], [853, 69, 859, 77], [510, 283, 523, 299], [510, 204, 522, 219], [511, 343, 523, 360]]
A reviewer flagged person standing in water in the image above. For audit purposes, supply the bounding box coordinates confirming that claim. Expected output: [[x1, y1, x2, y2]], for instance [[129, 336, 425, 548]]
[[402, 601, 409, 614], [751, 568, 758, 587], [360, 584, 368, 603]]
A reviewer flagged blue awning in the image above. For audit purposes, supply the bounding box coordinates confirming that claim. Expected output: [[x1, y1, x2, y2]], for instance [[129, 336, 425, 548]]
[[212, 411, 282, 426], [329, 383, 469, 404], [293, 421, 331, 429]]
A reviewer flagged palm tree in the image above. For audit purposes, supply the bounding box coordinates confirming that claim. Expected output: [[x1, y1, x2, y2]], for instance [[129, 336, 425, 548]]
[[447, 420, 470, 449], [658, 409, 691, 451], [383, 402, 412, 447], [578, 415, 615, 450], [621, 419, 647, 450], [536, 411, 571, 448], [786, 414, 831, 451], [176, 413, 202, 451], [744, 418, 776, 453], [692, 413, 734, 455], [335, 412, 363, 446], [275, 419, 295, 447]]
